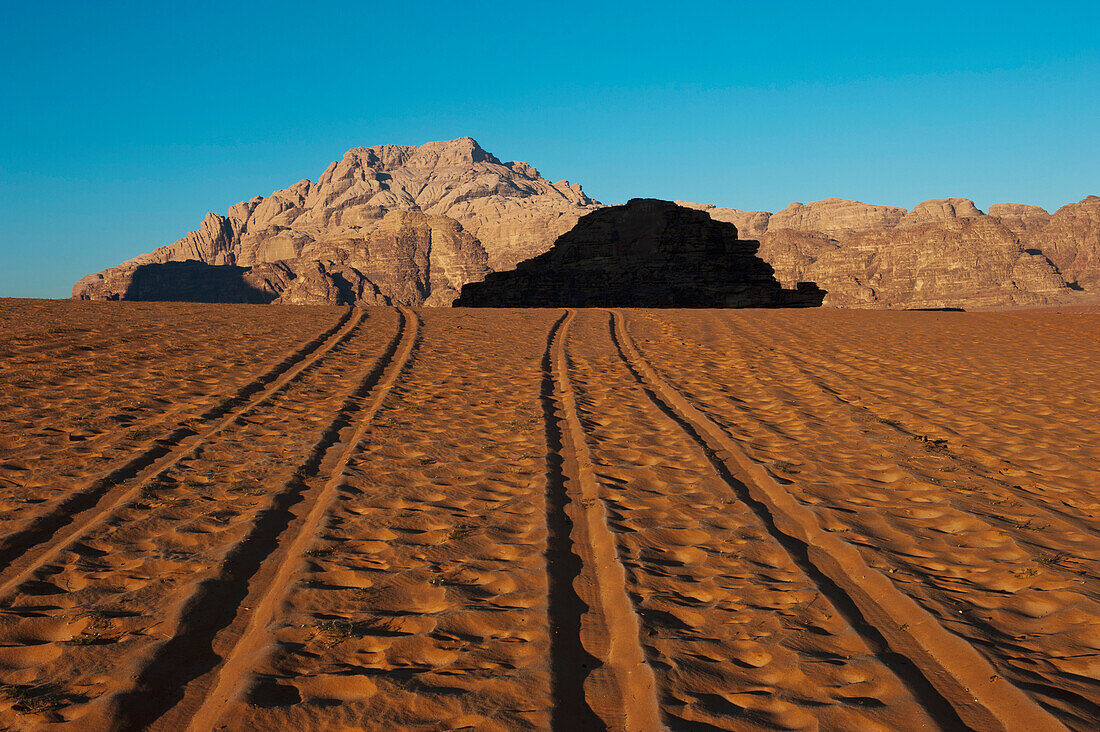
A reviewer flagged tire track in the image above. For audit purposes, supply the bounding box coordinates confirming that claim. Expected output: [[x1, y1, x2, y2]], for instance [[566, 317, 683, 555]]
[[610, 309, 1066, 732], [637, 310, 1099, 556], [540, 311, 605, 731], [2, 306, 354, 491], [754, 316, 1099, 471], [548, 309, 662, 732], [205, 308, 561, 730], [626, 310, 1099, 728], [565, 310, 943, 729], [0, 307, 397, 730], [785, 349, 1098, 533], [0, 304, 351, 518], [715, 314, 1100, 578], [0, 306, 359, 595], [102, 306, 420, 731]]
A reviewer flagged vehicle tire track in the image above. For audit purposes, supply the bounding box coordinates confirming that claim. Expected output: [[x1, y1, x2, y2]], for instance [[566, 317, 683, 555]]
[[764, 333, 1098, 535], [635, 309, 1099, 554], [626, 310, 1099, 728], [111, 306, 420, 732], [0, 306, 360, 595], [3, 307, 355, 485], [540, 311, 605, 731], [548, 309, 662, 732], [564, 310, 944, 729], [202, 308, 563, 730], [0, 305, 352, 516], [752, 316, 1098, 474], [715, 313, 1100, 579], [610, 309, 1066, 732]]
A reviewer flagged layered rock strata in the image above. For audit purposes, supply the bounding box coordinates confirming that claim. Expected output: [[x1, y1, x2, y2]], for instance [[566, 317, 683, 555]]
[[454, 199, 825, 308], [678, 196, 1098, 308], [72, 135, 1096, 309]]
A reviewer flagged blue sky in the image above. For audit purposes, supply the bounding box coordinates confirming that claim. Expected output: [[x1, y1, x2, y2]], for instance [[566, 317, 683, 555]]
[[2, 1, 1097, 297]]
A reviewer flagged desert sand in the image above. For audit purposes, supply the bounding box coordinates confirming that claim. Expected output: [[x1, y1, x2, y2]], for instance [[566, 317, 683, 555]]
[[0, 299, 1097, 730]]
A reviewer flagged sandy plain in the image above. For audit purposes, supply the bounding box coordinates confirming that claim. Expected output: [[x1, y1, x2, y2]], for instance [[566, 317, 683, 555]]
[[0, 299, 1096, 731]]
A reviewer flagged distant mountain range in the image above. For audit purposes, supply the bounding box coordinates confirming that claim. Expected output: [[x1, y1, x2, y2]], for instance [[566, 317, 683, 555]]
[[677, 196, 1098, 308], [74, 137, 1098, 309]]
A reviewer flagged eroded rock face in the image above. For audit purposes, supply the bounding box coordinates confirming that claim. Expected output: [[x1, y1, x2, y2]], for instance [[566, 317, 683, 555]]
[[73, 137, 597, 305], [898, 198, 984, 227], [679, 195, 1097, 308], [455, 199, 825, 308], [75, 210, 487, 306], [758, 218, 1069, 309], [768, 198, 908, 236], [1017, 196, 1100, 290], [674, 201, 771, 238], [73, 137, 1097, 309]]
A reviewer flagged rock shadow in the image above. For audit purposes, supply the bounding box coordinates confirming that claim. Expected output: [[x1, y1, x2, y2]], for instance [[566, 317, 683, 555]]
[[455, 198, 826, 308], [122, 261, 278, 303]]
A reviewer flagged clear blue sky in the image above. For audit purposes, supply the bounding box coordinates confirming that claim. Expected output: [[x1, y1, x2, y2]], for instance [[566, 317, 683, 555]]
[[2, 1, 1097, 297]]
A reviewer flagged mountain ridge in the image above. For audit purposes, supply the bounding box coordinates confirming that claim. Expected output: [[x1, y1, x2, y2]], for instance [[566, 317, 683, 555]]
[[74, 138, 1098, 309]]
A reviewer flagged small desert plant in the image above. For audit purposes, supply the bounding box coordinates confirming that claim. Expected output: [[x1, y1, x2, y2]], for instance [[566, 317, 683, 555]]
[[429, 569, 466, 586], [1010, 519, 1047, 531], [0, 684, 63, 714], [447, 524, 478, 541], [1036, 551, 1072, 568], [67, 633, 115, 646], [78, 610, 111, 627], [64, 609, 120, 645], [204, 509, 235, 524], [313, 619, 355, 645], [139, 480, 184, 508], [772, 460, 800, 474], [311, 616, 400, 646], [303, 546, 336, 558], [140, 480, 167, 497], [916, 435, 948, 449], [228, 481, 265, 497]]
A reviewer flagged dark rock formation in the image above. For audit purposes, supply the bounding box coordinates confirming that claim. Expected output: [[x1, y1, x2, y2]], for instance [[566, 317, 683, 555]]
[[454, 199, 826, 308]]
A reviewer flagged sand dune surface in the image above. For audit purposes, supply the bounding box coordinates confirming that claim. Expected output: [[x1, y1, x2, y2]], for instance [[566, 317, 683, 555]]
[[0, 299, 1097, 731]]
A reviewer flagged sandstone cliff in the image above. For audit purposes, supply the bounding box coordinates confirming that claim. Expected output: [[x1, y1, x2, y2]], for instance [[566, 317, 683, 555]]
[[1015, 196, 1100, 291], [680, 196, 1097, 309], [73, 136, 1097, 309], [455, 199, 825, 308], [74, 137, 598, 305]]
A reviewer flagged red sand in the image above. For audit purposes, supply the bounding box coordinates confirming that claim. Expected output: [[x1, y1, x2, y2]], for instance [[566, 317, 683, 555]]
[[0, 301, 1096, 731]]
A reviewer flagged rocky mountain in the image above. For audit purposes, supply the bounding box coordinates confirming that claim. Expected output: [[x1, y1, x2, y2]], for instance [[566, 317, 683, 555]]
[[74, 137, 598, 305], [455, 199, 825, 308], [677, 196, 1099, 308], [73, 136, 1097, 309]]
